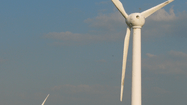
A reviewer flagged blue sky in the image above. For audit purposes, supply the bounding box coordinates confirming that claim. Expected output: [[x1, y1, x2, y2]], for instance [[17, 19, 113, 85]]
[[0, 0, 187, 105]]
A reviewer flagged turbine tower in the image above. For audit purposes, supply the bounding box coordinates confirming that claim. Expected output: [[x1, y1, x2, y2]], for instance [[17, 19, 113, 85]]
[[111, 0, 174, 105]]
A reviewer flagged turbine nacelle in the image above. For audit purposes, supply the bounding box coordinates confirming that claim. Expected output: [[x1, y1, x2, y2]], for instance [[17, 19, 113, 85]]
[[126, 13, 145, 28]]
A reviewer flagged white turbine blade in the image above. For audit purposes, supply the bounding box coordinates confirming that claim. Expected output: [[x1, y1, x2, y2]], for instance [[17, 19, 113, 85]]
[[141, 0, 174, 18], [112, 0, 128, 19], [120, 27, 131, 102], [41, 94, 50, 105]]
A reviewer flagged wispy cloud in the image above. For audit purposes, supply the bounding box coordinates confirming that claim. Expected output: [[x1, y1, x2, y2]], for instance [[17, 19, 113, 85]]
[[45, 31, 100, 42], [85, 12, 126, 31], [146, 53, 157, 58], [44, 7, 187, 45], [51, 84, 116, 94], [169, 50, 187, 57], [50, 84, 120, 104], [84, 7, 187, 39], [143, 8, 187, 38], [143, 51, 187, 75], [44, 31, 123, 46], [43, 12, 127, 46], [148, 7, 176, 21]]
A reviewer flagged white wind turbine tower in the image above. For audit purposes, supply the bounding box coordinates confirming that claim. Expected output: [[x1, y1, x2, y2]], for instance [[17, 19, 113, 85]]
[[111, 0, 174, 105], [41, 94, 50, 105]]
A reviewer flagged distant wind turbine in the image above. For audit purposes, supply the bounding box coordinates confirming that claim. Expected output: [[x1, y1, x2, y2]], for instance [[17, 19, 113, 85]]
[[41, 94, 50, 105], [111, 0, 174, 105]]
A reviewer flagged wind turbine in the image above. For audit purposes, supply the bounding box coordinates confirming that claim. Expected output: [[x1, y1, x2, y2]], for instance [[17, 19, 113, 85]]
[[41, 94, 50, 105], [111, 0, 174, 104]]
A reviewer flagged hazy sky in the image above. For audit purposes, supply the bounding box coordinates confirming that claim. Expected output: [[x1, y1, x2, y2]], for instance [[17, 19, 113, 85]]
[[0, 0, 187, 105]]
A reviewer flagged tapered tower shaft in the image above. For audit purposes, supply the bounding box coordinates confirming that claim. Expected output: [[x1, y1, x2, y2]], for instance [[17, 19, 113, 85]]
[[132, 27, 141, 105]]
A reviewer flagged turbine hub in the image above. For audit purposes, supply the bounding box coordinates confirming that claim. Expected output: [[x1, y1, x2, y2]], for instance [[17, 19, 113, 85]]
[[126, 13, 145, 28]]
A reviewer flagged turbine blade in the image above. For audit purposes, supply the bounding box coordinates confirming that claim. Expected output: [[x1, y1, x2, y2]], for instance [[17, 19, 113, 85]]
[[141, 0, 174, 18], [112, 0, 128, 19], [120, 27, 131, 102], [41, 94, 50, 105]]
